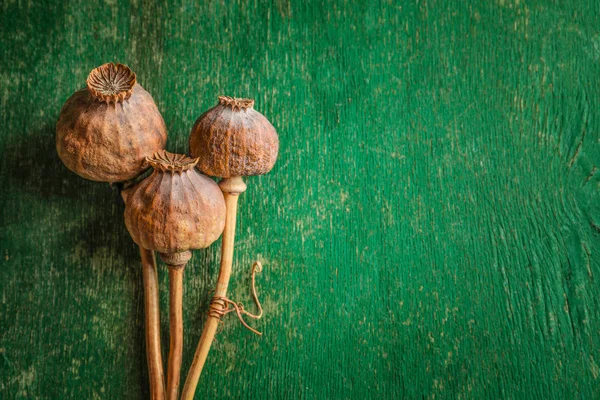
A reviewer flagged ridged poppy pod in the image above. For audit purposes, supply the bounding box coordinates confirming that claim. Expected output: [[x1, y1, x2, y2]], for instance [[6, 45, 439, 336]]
[[56, 63, 167, 183], [188, 96, 279, 178], [124, 150, 226, 259]]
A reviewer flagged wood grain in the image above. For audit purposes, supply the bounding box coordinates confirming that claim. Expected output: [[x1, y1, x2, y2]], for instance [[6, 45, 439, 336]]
[[1, 1, 600, 399]]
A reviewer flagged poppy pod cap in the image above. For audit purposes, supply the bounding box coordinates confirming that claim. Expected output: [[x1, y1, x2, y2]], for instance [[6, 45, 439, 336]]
[[86, 63, 136, 103], [189, 96, 279, 178], [124, 151, 226, 254], [56, 63, 167, 183]]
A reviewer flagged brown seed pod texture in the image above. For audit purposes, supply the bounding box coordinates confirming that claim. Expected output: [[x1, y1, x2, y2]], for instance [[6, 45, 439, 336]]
[[124, 151, 226, 254], [189, 96, 279, 178], [56, 63, 167, 183]]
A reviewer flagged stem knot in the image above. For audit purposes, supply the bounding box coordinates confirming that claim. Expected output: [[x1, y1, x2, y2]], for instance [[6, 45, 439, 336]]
[[208, 262, 263, 335]]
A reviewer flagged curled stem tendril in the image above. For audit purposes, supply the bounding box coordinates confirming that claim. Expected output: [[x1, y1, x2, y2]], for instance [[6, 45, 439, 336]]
[[208, 261, 264, 335]]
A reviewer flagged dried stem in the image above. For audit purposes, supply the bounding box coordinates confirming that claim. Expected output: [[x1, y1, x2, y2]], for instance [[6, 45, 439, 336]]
[[125, 186, 166, 400], [180, 176, 246, 400], [167, 267, 184, 400], [159, 251, 191, 400], [140, 248, 166, 400]]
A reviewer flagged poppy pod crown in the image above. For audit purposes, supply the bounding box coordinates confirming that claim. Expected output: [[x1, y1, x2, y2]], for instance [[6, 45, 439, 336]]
[[86, 63, 137, 104], [189, 96, 279, 178], [146, 150, 199, 172], [124, 150, 226, 254]]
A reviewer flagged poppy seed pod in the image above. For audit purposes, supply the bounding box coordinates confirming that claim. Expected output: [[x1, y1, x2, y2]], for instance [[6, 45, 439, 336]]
[[56, 63, 167, 183], [124, 151, 226, 255], [188, 96, 279, 178]]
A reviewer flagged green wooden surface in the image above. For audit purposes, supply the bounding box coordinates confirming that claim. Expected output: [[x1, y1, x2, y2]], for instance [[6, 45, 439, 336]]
[[1, 1, 600, 399]]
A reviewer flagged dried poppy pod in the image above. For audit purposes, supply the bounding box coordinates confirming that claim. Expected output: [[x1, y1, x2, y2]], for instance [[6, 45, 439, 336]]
[[188, 96, 279, 178], [56, 63, 167, 183], [124, 150, 226, 400], [124, 150, 226, 257]]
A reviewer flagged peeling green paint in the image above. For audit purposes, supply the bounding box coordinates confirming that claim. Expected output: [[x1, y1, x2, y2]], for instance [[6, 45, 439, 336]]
[[1, 0, 600, 399]]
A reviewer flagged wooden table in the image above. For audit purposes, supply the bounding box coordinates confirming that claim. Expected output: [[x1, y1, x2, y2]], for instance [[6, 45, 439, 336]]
[[1, 1, 599, 398]]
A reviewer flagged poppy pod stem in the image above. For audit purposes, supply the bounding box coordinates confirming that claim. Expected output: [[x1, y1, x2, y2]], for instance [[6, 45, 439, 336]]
[[181, 176, 249, 400], [140, 248, 167, 400], [159, 251, 192, 400], [122, 189, 166, 400]]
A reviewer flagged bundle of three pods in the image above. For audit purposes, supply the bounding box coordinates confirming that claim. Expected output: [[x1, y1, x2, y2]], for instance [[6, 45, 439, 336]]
[[56, 63, 279, 399]]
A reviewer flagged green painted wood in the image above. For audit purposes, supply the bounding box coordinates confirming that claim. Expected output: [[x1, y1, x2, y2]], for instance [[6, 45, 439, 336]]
[[1, 0, 600, 398]]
